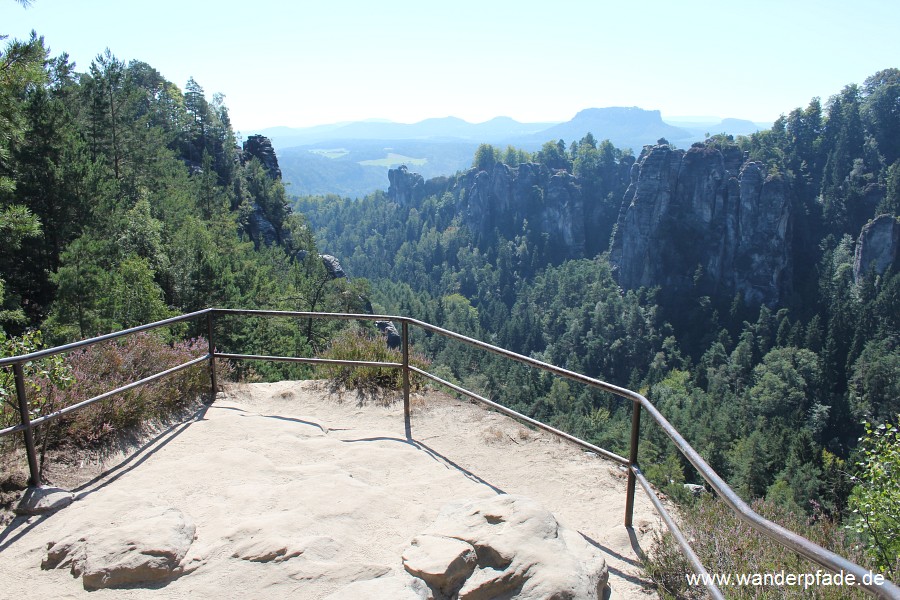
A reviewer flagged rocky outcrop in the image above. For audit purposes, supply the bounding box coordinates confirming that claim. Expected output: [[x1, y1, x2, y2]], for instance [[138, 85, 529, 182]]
[[389, 165, 426, 205], [320, 254, 347, 279], [376, 320, 402, 350], [610, 141, 791, 305], [458, 162, 586, 259], [401, 494, 608, 600], [245, 201, 279, 246], [388, 167, 453, 206], [854, 214, 900, 281], [389, 157, 629, 260], [42, 506, 198, 589], [295, 251, 348, 279], [243, 134, 282, 180]]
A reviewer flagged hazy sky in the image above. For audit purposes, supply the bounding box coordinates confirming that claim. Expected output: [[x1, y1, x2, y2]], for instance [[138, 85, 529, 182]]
[[4, 0, 898, 134]]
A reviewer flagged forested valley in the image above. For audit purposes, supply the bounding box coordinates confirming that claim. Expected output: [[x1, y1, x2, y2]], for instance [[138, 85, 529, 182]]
[[1, 29, 898, 591], [295, 70, 900, 582]]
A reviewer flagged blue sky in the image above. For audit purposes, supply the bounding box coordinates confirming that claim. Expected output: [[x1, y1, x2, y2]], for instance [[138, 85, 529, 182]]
[[3, 0, 898, 134]]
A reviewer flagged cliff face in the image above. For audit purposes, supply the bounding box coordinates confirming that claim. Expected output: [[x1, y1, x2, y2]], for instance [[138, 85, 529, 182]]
[[610, 142, 791, 306], [388, 161, 628, 260], [854, 214, 900, 281], [460, 162, 586, 258], [243, 135, 282, 180]]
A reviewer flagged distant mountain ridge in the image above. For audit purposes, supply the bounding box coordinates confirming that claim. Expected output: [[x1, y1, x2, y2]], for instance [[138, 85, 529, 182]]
[[256, 107, 771, 198]]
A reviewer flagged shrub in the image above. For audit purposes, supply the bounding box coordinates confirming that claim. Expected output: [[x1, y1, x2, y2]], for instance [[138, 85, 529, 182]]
[[644, 496, 874, 599], [316, 325, 430, 397], [2, 331, 231, 474], [59, 332, 230, 446], [847, 418, 900, 579]]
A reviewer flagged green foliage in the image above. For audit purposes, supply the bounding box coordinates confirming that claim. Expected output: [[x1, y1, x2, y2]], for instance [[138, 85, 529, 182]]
[[2, 330, 232, 476], [0, 330, 72, 434], [644, 496, 872, 599], [848, 418, 900, 578], [315, 325, 429, 397], [472, 143, 499, 172], [850, 338, 900, 421]]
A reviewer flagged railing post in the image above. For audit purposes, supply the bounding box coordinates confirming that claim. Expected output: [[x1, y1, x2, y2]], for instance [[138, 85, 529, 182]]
[[625, 399, 642, 527], [206, 311, 218, 400], [14, 362, 41, 487], [401, 321, 410, 438]]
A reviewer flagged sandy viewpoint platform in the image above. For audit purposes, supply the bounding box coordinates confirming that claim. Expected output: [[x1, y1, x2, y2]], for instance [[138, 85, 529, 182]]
[[0, 381, 658, 599]]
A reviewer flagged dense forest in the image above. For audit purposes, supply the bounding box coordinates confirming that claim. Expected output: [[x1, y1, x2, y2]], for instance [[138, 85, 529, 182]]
[[0, 33, 372, 380], [295, 70, 900, 578], [1, 27, 898, 588]]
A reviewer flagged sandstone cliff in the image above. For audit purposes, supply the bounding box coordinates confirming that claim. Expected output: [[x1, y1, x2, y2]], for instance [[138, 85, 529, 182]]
[[854, 214, 900, 282], [242, 134, 282, 180], [388, 160, 628, 260], [609, 141, 792, 306], [459, 162, 586, 259]]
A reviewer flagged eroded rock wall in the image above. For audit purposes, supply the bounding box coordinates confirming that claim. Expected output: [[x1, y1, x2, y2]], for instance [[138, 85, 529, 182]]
[[610, 142, 791, 305]]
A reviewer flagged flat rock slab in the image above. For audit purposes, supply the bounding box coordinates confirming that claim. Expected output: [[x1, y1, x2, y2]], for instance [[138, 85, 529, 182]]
[[15, 486, 74, 516], [324, 574, 431, 600]]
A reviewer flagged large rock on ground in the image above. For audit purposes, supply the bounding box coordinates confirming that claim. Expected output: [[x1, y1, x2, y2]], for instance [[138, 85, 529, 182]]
[[42, 506, 197, 589], [402, 494, 608, 599]]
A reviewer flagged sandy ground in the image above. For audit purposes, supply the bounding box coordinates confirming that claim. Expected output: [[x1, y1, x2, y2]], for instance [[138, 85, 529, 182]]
[[0, 381, 660, 599]]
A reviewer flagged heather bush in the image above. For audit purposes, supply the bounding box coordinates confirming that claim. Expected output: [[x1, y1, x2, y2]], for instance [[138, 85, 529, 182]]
[[2, 331, 231, 475], [316, 325, 430, 396], [644, 496, 876, 599], [59, 332, 230, 446]]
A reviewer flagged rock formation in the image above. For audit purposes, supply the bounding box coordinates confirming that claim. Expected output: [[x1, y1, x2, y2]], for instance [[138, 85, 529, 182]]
[[295, 251, 348, 279], [376, 320, 402, 350], [243, 134, 282, 180], [320, 254, 347, 279], [610, 141, 791, 306], [388, 155, 630, 261], [457, 162, 586, 259], [854, 214, 900, 281], [389, 165, 426, 205], [401, 494, 609, 600], [245, 201, 280, 246], [42, 505, 198, 589]]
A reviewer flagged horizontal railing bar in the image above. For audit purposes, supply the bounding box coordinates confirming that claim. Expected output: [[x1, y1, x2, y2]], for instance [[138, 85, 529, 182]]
[[0, 355, 210, 438], [211, 308, 398, 322], [410, 365, 629, 465], [216, 352, 402, 369], [0, 309, 211, 368], [403, 316, 645, 404], [632, 466, 725, 600]]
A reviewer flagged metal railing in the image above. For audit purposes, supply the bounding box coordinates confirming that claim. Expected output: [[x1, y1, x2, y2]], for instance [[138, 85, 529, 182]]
[[1, 308, 898, 599]]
